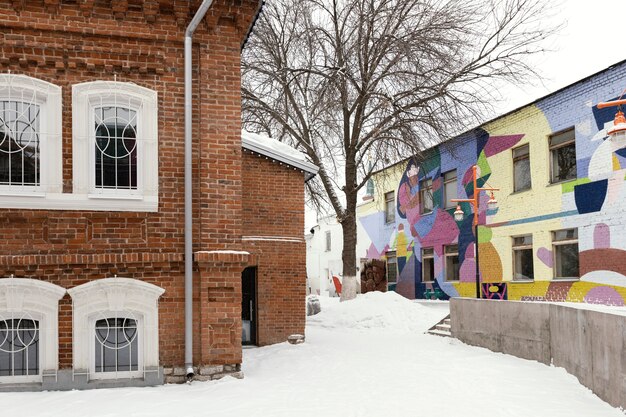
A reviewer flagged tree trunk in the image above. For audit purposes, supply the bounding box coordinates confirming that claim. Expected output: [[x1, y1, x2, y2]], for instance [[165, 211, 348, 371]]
[[340, 185, 358, 301]]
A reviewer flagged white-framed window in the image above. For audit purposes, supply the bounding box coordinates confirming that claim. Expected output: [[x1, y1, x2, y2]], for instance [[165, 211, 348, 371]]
[[442, 170, 457, 208], [552, 229, 579, 280], [444, 245, 459, 281], [72, 81, 158, 211], [420, 178, 433, 214], [91, 314, 142, 379], [421, 247, 435, 282], [512, 235, 534, 280], [0, 73, 62, 200], [513, 144, 531, 192], [68, 278, 164, 381], [0, 278, 66, 384], [384, 191, 395, 223], [549, 128, 576, 183], [325, 230, 331, 252]]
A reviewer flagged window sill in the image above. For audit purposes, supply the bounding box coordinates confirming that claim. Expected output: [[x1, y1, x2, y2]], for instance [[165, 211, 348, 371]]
[[511, 279, 535, 283], [551, 278, 579, 282], [0, 193, 158, 212], [510, 188, 532, 196], [88, 193, 144, 201], [0, 191, 46, 198], [547, 178, 577, 187]]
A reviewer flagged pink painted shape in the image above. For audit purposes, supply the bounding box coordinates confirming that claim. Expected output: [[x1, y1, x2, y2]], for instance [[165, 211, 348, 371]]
[[419, 210, 459, 249], [483, 134, 525, 157], [593, 223, 610, 249], [459, 243, 475, 282], [584, 286, 624, 306], [462, 167, 474, 186], [366, 242, 385, 259], [537, 247, 553, 268]]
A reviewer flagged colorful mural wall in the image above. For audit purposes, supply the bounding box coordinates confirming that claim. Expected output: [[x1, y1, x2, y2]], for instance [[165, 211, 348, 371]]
[[357, 60, 626, 306]]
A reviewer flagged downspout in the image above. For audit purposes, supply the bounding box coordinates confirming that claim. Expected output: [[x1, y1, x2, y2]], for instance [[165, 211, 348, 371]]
[[184, 0, 214, 380]]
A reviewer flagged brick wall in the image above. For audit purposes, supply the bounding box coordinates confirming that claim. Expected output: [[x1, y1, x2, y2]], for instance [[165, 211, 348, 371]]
[[242, 151, 307, 345], [0, 0, 264, 377]]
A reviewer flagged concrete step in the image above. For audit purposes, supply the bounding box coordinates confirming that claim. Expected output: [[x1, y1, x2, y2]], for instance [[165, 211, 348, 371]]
[[444, 318, 451, 326], [428, 329, 451, 337], [435, 323, 451, 332]]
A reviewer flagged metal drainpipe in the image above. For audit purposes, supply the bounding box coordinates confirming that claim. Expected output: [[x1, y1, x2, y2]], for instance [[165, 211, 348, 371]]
[[184, 0, 214, 380]]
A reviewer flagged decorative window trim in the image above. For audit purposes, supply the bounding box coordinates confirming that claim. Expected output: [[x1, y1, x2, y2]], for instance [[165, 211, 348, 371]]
[[0, 74, 62, 205], [68, 278, 164, 380], [0, 278, 66, 383], [72, 81, 158, 212]]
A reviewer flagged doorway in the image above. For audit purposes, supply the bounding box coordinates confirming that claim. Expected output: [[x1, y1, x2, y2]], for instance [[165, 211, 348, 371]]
[[241, 266, 257, 345]]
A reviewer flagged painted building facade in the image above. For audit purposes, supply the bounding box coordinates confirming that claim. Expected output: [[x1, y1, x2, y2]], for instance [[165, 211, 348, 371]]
[[357, 60, 626, 306]]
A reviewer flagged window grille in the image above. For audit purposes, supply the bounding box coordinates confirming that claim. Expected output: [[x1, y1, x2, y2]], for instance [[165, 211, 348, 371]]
[[94, 316, 139, 374], [0, 315, 39, 378], [94, 106, 138, 190]]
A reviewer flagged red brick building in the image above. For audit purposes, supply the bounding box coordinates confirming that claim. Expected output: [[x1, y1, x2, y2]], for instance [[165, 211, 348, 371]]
[[0, 1, 317, 390]]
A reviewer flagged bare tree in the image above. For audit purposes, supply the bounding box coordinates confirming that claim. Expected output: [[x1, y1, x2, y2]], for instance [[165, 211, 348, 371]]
[[242, 0, 559, 300]]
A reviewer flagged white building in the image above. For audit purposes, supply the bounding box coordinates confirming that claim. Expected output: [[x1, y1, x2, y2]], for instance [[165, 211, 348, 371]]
[[305, 215, 344, 297]]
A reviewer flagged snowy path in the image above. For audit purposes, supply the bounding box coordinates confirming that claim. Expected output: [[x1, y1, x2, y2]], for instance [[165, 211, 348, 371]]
[[1, 292, 623, 417]]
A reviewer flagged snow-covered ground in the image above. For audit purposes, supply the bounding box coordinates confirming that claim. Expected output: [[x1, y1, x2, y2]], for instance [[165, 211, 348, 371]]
[[2, 292, 623, 416]]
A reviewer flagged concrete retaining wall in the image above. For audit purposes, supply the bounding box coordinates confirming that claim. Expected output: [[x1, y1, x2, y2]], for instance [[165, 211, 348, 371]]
[[450, 298, 626, 410]]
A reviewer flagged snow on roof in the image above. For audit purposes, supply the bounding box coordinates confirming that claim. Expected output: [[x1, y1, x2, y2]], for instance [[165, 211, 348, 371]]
[[242, 130, 319, 180]]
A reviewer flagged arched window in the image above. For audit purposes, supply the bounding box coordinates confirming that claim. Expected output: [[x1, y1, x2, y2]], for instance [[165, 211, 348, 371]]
[[0, 278, 66, 383], [72, 81, 158, 211], [0, 74, 62, 199], [68, 278, 164, 380]]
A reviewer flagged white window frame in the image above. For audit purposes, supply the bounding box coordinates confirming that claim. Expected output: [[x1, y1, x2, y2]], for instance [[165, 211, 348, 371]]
[[68, 278, 164, 381], [89, 313, 144, 380], [325, 230, 331, 252], [512, 234, 534, 281], [421, 247, 435, 282], [72, 81, 158, 212], [0, 74, 62, 202], [552, 228, 579, 280], [384, 191, 395, 223], [442, 170, 457, 208], [420, 178, 433, 214], [444, 244, 460, 281], [0, 278, 66, 384]]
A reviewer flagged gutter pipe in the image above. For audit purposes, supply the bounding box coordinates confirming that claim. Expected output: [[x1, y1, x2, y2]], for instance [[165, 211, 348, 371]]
[[184, 0, 214, 380]]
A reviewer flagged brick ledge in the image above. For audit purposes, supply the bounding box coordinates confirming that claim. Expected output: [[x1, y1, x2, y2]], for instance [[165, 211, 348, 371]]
[[0, 252, 183, 266]]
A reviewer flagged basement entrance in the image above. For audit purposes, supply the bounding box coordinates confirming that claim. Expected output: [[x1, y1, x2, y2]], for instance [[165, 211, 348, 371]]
[[242, 266, 257, 345]]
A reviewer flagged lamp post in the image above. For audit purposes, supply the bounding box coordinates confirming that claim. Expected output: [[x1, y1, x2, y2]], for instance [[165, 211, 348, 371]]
[[451, 165, 499, 299], [597, 95, 626, 139]]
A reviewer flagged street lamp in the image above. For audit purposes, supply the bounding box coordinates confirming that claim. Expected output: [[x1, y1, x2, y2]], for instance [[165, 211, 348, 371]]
[[451, 165, 499, 299], [597, 94, 626, 140]]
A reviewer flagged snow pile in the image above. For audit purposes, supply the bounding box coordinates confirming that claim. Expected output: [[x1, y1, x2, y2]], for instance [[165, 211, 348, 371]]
[[308, 291, 446, 333], [1, 295, 623, 417]]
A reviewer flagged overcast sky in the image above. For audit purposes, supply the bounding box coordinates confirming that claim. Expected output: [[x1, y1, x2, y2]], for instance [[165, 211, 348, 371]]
[[306, 1, 625, 228], [495, 0, 625, 115]]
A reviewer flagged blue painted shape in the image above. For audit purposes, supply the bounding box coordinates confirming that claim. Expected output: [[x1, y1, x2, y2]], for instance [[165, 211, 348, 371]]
[[592, 97, 619, 131], [491, 210, 579, 227], [413, 211, 437, 239], [359, 211, 394, 253], [574, 179, 608, 214]]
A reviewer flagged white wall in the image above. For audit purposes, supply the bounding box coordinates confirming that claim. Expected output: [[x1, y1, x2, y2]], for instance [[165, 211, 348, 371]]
[[305, 216, 346, 297]]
